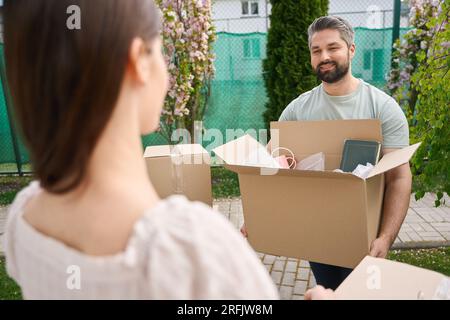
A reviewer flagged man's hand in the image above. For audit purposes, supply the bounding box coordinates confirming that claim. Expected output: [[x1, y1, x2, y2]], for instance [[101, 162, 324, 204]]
[[305, 285, 336, 300], [369, 234, 391, 258], [240, 223, 248, 238]]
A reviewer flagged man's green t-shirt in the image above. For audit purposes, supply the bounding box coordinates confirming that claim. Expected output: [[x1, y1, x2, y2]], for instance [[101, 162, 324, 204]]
[[278, 79, 409, 149]]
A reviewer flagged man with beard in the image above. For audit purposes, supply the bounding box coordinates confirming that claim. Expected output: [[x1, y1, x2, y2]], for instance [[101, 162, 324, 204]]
[[241, 16, 412, 292]]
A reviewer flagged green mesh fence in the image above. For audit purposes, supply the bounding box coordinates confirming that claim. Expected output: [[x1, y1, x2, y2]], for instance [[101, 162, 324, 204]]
[[203, 32, 268, 144], [0, 68, 15, 163], [0, 28, 411, 174], [0, 43, 31, 174]]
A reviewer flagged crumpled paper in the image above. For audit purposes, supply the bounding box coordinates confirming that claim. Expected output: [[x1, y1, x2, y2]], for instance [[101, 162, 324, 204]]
[[352, 162, 374, 179], [333, 162, 374, 179]]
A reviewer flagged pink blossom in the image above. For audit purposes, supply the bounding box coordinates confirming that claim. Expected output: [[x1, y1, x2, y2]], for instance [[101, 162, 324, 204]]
[[155, 0, 216, 125]]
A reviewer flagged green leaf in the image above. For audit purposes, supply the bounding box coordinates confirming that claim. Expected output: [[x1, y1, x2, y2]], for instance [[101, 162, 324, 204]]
[[415, 190, 425, 201]]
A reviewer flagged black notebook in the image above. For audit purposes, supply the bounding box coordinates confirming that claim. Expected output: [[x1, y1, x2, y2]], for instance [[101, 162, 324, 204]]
[[340, 139, 381, 173]]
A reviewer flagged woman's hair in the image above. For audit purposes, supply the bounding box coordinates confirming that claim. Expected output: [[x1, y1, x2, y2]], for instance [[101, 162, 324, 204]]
[[3, 0, 161, 193]]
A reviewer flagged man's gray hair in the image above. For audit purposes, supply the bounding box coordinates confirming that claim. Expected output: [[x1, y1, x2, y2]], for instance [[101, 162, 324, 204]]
[[308, 16, 355, 49]]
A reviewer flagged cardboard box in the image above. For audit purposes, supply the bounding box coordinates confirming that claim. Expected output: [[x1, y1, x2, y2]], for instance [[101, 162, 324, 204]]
[[144, 144, 213, 206], [336, 256, 450, 300], [213, 120, 421, 268]]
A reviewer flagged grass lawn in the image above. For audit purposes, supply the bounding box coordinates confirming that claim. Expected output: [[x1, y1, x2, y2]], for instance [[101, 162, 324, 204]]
[[0, 175, 34, 206], [0, 258, 22, 300], [1, 175, 31, 300], [0, 163, 33, 175], [387, 247, 450, 277], [211, 166, 240, 198]]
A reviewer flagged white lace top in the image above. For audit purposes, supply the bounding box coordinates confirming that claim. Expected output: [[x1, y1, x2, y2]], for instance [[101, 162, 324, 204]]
[[3, 181, 279, 300]]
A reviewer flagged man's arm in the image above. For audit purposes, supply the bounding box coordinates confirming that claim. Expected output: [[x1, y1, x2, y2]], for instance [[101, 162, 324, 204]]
[[369, 148, 412, 258]]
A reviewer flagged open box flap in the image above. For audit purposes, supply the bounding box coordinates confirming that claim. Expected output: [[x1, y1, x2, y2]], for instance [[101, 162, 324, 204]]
[[212, 134, 266, 165], [143, 145, 172, 158], [367, 142, 422, 178], [172, 144, 208, 155], [336, 255, 447, 299], [144, 144, 207, 158]]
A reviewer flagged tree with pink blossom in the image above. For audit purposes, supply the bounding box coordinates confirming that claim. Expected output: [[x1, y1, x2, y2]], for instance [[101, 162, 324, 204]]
[[387, 0, 442, 117], [155, 0, 216, 143], [387, 0, 449, 205]]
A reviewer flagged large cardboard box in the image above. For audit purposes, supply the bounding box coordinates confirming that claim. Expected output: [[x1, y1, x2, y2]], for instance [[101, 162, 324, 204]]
[[336, 256, 450, 300], [144, 144, 213, 206], [213, 120, 421, 268]]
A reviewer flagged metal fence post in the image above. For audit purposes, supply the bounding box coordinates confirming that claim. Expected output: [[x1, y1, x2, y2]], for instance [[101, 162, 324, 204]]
[[265, 0, 269, 32], [392, 0, 401, 50]]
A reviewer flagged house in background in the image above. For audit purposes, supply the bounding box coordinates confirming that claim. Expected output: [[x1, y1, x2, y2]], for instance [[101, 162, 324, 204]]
[[211, 0, 411, 85], [212, 0, 410, 33], [213, 0, 272, 33]]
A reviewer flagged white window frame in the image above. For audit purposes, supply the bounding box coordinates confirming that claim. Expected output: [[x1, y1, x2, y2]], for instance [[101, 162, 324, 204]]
[[241, 1, 259, 17], [242, 38, 261, 60]]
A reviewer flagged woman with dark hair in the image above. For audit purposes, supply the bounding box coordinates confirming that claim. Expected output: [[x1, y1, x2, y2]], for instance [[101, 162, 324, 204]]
[[2, 0, 278, 299]]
